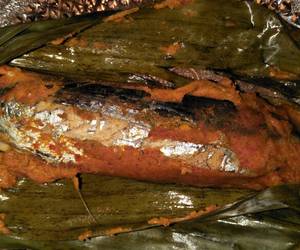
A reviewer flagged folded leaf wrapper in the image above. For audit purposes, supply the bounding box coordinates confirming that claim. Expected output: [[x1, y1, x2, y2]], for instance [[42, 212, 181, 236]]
[[6, 0, 300, 87], [0, 178, 299, 249], [0, 0, 299, 249]]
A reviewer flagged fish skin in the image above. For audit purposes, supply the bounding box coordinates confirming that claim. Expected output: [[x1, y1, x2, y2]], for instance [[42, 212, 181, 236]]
[[0, 84, 240, 172], [0, 66, 299, 189], [0, 0, 154, 28]]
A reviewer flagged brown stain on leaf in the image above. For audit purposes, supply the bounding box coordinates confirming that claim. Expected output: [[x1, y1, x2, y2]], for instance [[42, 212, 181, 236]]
[[0, 214, 11, 235], [65, 38, 89, 48], [160, 42, 183, 56], [104, 226, 132, 236], [148, 205, 218, 226], [49, 31, 77, 46], [92, 42, 109, 50], [78, 229, 93, 241], [269, 67, 299, 80], [182, 9, 198, 17], [104, 7, 139, 22], [154, 0, 193, 9]]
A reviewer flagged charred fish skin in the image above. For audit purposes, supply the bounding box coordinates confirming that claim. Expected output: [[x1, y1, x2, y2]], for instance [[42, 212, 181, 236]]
[[0, 84, 241, 173], [0, 0, 154, 28]]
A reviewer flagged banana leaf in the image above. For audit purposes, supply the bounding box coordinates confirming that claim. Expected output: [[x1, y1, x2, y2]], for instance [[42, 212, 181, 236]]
[[0, 176, 299, 249], [0, 13, 114, 65], [0, 175, 253, 241], [0, 0, 300, 249], [8, 0, 300, 95]]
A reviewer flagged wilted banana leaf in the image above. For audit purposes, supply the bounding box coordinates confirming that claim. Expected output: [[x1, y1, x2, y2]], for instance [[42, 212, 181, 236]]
[[0, 12, 117, 65], [0, 177, 299, 249], [93, 209, 300, 250], [9, 0, 300, 91], [0, 174, 253, 241], [0, 0, 300, 249], [196, 184, 300, 222], [0, 24, 30, 47]]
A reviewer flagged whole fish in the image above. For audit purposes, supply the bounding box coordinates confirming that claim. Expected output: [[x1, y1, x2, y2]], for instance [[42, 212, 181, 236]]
[[0, 66, 299, 189], [0, 0, 154, 28]]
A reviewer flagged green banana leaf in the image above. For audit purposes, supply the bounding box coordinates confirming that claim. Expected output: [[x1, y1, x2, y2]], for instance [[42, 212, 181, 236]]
[[0, 175, 253, 241], [8, 0, 300, 94], [0, 176, 299, 249], [0, 13, 113, 65], [0, 0, 300, 249]]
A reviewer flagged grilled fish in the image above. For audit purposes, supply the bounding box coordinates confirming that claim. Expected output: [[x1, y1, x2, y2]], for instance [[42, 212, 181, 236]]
[[0, 66, 299, 189]]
